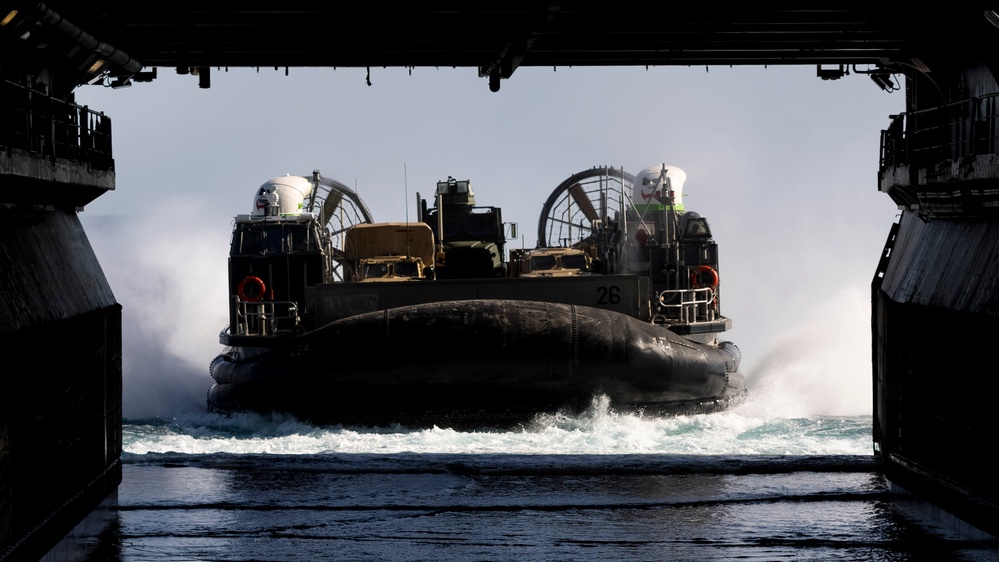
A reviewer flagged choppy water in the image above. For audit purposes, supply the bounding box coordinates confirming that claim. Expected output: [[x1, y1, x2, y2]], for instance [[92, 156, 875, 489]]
[[122, 395, 874, 457], [103, 394, 999, 562], [101, 297, 997, 562]]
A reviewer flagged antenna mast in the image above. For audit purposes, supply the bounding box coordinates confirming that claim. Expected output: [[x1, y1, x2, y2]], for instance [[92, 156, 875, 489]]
[[404, 163, 411, 257]]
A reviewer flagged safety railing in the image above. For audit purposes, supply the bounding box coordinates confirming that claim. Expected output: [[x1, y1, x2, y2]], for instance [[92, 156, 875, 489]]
[[880, 93, 999, 173], [656, 287, 717, 325], [233, 300, 300, 337], [1, 79, 114, 170]]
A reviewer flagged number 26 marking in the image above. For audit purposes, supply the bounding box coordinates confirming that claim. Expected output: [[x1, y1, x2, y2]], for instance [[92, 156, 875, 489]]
[[597, 285, 620, 305]]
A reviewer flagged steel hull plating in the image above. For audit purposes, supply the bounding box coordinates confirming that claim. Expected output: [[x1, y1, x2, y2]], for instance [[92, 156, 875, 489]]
[[874, 213, 999, 538], [209, 299, 744, 426]]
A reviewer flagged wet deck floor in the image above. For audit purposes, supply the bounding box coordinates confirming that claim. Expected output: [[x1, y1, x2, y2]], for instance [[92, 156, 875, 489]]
[[79, 454, 999, 561]]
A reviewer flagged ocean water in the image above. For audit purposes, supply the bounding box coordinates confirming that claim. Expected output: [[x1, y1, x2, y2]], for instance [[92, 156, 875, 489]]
[[102, 389, 999, 562], [122, 395, 874, 458]]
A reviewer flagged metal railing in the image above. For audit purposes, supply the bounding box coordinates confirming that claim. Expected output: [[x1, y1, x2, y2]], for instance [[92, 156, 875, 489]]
[[1, 79, 114, 170], [880, 94, 999, 173], [656, 287, 717, 325], [233, 300, 300, 337]]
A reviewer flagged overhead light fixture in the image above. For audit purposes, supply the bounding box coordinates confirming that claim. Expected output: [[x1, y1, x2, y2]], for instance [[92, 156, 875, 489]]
[[849, 64, 899, 92], [870, 73, 895, 91], [86, 59, 106, 74], [985, 10, 999, 28], [816, 64, 846, 80], [1, 9, 18, 27]]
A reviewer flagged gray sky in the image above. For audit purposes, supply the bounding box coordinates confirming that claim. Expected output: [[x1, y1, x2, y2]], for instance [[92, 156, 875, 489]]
[[75, 64, 905, 418]]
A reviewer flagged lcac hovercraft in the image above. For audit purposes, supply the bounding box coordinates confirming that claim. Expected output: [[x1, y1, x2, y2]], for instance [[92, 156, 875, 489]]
[[208, 165, 745, 428]]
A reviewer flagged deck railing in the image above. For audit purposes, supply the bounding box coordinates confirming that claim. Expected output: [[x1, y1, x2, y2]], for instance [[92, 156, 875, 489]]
[[234, 300, 301, 337], [656, 287, 717, 325], [1, 79, 114, 170], [880, 94, 999, 172]]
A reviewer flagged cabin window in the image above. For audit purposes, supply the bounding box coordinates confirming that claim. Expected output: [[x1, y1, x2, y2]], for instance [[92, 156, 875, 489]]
[[234, 224, 315, 255], [236, 226, 285, 254], [531, 255, 557, 270], [432, 212, 498, 241], [395, 261, 419, 277], [463, 213, 498, 238], [561, 254, 588, 270], [291, 225, 315, 251], [364, 263, 388, 278], [681, 215, 712, 239]]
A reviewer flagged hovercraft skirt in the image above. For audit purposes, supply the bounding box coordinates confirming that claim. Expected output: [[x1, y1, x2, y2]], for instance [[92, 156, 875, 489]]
[[208, 299, 743, 425]]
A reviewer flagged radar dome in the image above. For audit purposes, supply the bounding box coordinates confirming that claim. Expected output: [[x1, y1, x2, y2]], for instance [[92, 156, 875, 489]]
[[633, 164, 686, 208], [252, 175, 314, 217]]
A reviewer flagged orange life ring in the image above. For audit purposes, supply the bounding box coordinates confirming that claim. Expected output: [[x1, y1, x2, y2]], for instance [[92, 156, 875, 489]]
[[691, 265, 719, 289], [237, 276, 266, 302]]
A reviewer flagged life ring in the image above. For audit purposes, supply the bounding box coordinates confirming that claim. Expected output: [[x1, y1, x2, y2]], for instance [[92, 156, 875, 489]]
[[237, 276, 266, 302], [691, 265, 719, 289]]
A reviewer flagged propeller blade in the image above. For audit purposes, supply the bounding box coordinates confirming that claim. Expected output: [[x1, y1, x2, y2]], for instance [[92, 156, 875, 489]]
[[322, 190, 344, 224], [569, 184, 599, 222]]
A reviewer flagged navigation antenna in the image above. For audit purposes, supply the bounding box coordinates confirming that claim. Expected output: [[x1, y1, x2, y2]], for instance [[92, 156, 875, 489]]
[[310, 170, 320, 218], [404, 162, 411, 257]]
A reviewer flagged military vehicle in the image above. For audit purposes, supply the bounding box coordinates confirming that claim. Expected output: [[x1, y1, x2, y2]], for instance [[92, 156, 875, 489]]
[[510, 246, 594, 277], [416, 176, 512, 279], [209, 165, 744, 428], [343, 222, 435, 282]]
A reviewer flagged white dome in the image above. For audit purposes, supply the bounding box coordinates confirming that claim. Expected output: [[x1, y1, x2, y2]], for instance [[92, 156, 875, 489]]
[[252, 174, 314, 216], [633, 164, 686, 208]]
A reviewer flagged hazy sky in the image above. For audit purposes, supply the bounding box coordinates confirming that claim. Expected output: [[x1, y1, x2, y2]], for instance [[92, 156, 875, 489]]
[[75, 64, 905, 419]]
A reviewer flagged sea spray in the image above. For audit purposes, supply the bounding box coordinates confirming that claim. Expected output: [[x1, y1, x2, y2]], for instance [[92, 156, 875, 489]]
[[742, 283, 873, 418], [83, 209, 230, 419], [123, 400, 873, 457]]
